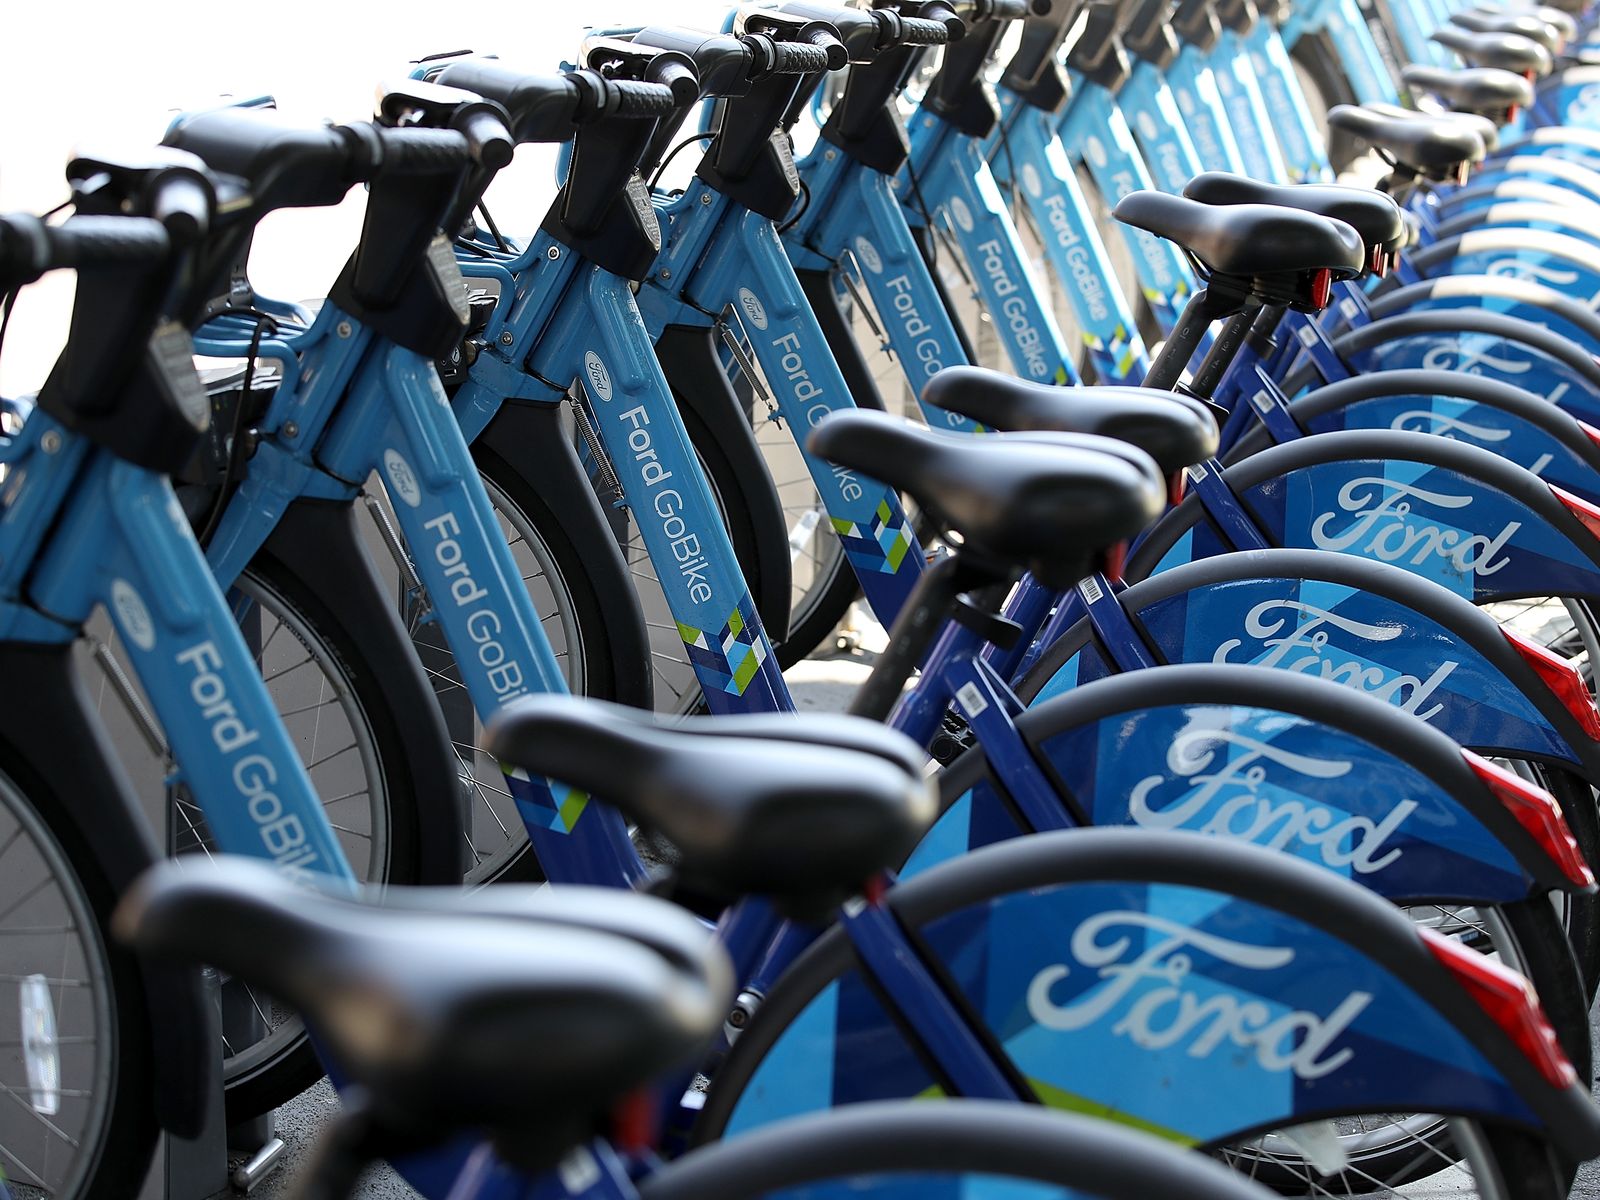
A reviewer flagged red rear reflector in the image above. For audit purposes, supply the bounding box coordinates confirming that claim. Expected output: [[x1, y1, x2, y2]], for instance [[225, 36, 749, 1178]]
[[1502, 626, 1600, 741], [1581, 420, 1600, 452], [1309, 267, 1332, 309], [1551, 484, 1600, 542], [1168, 472, 1187, 507], [611, 1087, 659, 1154], [864, 873, 888, 907], [1463, 749, 1594, 888], [1370, 245, 1389, 277], [1419, 924, 1578, 1090], [1508, 102, 1520, 122], [1102, 540, 1128, 584]]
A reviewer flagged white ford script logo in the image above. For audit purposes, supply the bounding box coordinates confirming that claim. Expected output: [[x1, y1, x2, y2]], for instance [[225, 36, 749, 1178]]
[[1128, 726, 1415, 874], [1027, 910, 1372, 1080], [1213, 598, 1457, 721], [1311, 477, 1518, 577]]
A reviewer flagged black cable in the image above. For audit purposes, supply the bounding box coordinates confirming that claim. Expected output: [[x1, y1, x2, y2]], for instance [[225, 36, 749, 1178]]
[[196, 308, 276, 547], [995, 107, 1023, 211], [475, 202, 509, 252], [903, 156, 940, 269], [648, 131, 718, 192], [0, 291, 16, 374], [777, 178, 812, 233]]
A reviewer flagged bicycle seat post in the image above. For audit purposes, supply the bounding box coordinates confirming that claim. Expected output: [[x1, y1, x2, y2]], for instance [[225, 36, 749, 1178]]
[[848, 551, 998, 721], [1141, 283, 1247, 392]]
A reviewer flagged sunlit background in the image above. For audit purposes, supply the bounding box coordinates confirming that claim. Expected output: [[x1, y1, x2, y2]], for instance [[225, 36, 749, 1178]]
[[0, 0, 731, 395]]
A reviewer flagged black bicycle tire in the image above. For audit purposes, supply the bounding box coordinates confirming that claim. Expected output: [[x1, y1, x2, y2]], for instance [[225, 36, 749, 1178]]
[[220, 546, 456, 1122], [474, 442, 637, 708], [0, 747, 157, 1198], [653, 1101, 1276, 1200]]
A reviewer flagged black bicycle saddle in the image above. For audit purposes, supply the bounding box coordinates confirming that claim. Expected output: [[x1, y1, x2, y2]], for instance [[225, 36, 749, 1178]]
[[487, 695, 936, 918], [1401, 64, 1534, 116], [115, 857, 732, 1169], [1182, 172, 1407, 259], [1432, 25, 1553, 74], [1478, 3, 1575, 40], [1327, 104, 1487, 177], [1450, 8, 1563, 52], [809, 409, 1164, 586], [1112, 192, 1366, 279], [921, 366, 1218, 477], [1368, 101, 1502, 153]]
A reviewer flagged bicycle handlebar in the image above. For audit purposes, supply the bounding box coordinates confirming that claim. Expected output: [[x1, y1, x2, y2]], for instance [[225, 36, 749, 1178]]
[[766, 38, 838, 74], [993, 0, 1053, 17], [456, 108, 516, 170], [897, 14, 959, 43], [148, 175, 212, 244], [0, 213, 171, 292], [343, 125, 473, 181], [609, 78, 684, 116]]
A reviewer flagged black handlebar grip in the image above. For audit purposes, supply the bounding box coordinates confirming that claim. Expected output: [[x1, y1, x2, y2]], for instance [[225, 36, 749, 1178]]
[[0, 213, 169, 292], [898, 15, 957, 43], [148, 174, 212, 245], [458, 108, 515, 170], [919, 2, 967, 37], [48, 216, 172, 269], [370, 127, 472, 177], [799, 25, 851, 70], [986, 0, 1052, 17], [768, 39, 839, 74], [0, 214, 48, 290], [607, 79, 683, 117], [646, 59, 702, 106]]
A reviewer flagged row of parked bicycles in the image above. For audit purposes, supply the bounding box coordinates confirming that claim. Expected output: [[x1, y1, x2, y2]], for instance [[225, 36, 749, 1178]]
[[10, 0, 1600, 1195]]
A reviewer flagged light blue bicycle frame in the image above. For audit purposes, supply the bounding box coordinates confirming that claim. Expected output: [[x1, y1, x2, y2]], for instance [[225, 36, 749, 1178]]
[[635, 175, 928, 629], [1058, 73, 1201, 336], [1205, 24, 1291, 182], [989, 88, 1151, 382], [897, 105, 1081, 385], [0, 402, 354, 883], [784, 130, 984, 431], [1279, 0, 1400, 107], [1243, 15, 1332, 182], [197, 296, 649, 885]]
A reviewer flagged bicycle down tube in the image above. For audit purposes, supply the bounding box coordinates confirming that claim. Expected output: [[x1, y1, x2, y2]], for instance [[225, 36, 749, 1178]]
[[525, 238, 796, 714], [639, 178, 929, 630], [902, 106, 1080, 386], [990, 93, 1152, 383], [9, 414, 356, 884], [199, 304, 648, 885], [787, 140, 984, 431]]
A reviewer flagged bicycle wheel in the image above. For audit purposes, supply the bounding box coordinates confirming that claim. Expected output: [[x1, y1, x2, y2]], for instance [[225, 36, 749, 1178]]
[[1216, 899, 1582, 1194], [81, 539, 451, 1122], [0, 755, 153, 1198], [749, 414, 857, 669], [917, 737, 1588, 1192], [1289, 27, 1363, 172], [648, 1101, 1282, 1200]]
